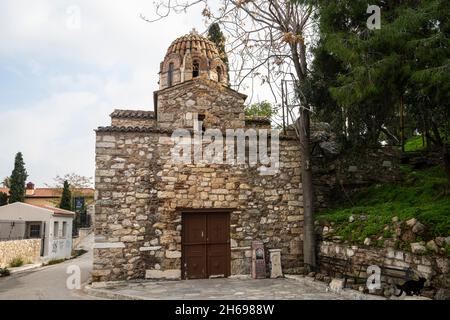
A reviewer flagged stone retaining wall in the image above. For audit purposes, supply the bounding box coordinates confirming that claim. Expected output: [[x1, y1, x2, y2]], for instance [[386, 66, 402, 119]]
[[0, 239, 41, 267], [318, 241, 450, 298], [313, 147, 401, 210]]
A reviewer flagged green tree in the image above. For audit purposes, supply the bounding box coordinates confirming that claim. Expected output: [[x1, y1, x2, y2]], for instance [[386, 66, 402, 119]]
[[8, 152, 28, 203], [0, 192, 8, 206], [208, 22, 229, 69], [59, 180, 72, 210], [245, 101, 276, 118], [309, 0, 450, 186]]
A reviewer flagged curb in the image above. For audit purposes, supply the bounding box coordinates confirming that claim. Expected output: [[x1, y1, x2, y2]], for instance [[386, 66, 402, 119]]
[[84, 285, 147, 300], [284, 275, 386, 300], [9, 263, 43, 275]]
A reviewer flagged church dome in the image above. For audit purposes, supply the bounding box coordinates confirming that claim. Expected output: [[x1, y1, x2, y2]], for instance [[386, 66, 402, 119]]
[[166, 32, 220, 60], [159, 29, 229, 90]]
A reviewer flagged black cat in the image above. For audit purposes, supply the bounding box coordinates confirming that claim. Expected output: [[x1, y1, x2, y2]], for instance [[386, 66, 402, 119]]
[[396, 277, 426, 296]]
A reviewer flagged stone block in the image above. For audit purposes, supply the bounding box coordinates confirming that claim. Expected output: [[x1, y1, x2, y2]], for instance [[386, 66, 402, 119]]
[[145, 269, 181, 280], [165, 250, 181, 259], [329, 278, 345, 293]]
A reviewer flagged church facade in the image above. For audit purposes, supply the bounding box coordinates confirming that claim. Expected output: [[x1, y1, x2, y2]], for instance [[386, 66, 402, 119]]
[[93, 31, 304, 282]]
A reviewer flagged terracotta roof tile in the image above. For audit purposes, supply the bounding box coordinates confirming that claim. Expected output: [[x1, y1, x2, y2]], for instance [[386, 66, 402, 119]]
[[110, 109, 155, 119], [166, 33, 219, 59], [0, 187, 94, 198]]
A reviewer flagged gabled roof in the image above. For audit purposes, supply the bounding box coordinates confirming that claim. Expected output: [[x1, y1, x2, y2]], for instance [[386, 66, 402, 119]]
[[0, 202, 75, 218], [33, 204, 75, 217]]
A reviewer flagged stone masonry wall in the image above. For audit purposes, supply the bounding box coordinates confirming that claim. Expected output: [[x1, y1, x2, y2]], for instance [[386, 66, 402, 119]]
[[156, 78, 246, 131], [0, 239, 41, 267], [318, 241, 450, 297], [93, 129, 304, 282], [313, 147, 401, 210]]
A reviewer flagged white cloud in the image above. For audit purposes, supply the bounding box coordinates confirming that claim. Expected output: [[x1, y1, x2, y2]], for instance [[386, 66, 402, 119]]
[[0, 0, 209, 185], [0, 0, 276, 186], [0, 90, 110, 185]]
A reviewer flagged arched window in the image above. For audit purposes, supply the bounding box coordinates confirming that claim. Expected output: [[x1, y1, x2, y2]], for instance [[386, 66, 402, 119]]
[[193, 60, 200, 78], [216, 66, 222, 82], [167, 62, 174, 87]]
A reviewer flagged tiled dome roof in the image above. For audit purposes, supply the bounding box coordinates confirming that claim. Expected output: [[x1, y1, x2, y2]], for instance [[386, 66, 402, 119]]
[[165, 29, 220, 59]]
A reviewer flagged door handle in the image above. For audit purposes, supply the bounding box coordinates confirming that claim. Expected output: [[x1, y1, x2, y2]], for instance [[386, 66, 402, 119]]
[[201, 231, 204, 238]]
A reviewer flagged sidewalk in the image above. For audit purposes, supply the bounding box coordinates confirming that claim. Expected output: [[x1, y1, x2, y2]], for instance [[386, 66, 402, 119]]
[[84, 275, 385, 300]]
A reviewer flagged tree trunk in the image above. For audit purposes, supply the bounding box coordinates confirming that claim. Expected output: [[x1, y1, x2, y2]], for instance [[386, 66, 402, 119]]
[[443, 145, 450, 192], [298, 109, 316, 272], [430, 119, 450, 191], [400, 96, 405, 152], [290, 41, 317, 272]]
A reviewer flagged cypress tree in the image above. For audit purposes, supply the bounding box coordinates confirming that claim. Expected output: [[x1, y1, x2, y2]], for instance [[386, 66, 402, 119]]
[[8, 152, 28, 203], [59, 180, 72, 210], [208, 22, 229, 69]]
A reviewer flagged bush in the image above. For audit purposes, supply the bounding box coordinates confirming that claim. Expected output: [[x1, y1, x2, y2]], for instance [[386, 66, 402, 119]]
[[0, 267, 10, 277], [46, 259, 65, 265], [9, 258, 24, 268]]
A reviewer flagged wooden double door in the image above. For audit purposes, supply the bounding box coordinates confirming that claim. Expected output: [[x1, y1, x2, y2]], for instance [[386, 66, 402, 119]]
[[182, 212, 230, 280]]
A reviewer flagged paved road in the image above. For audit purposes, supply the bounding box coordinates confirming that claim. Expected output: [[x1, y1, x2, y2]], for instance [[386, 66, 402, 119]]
[[0, 236, 95, 300]]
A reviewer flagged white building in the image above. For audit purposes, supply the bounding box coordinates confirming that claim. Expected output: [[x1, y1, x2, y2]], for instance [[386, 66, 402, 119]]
[[0, 202, 74, 261]]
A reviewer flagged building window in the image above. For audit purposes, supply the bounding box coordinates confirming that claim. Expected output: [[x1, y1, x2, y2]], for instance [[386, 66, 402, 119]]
[[216, 67, 222, 82], [193, 60, 200, 78], [197, 114, 206, 132], [29, 224, 41, 239], [167, 62, 174, 86], [62, 222, 67, 238], [53, 221, 59, 238]]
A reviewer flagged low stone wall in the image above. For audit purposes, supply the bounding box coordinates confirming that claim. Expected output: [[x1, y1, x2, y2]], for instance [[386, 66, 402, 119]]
[[318, 241, 450, 298], [0, 239, 41, 267], [313, 145, 401, 210], [72, 227, 92, 249]]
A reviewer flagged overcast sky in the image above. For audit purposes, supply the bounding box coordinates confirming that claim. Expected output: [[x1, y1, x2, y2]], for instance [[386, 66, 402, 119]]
[[0, 0, 275, 187]]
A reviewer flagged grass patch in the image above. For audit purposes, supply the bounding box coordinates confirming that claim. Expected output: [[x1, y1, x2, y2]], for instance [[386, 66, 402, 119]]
[[317, 165, 450, 246], [9, 258, 24, 268], [46, 259, 65, 266], [404, 135, 427, 152]]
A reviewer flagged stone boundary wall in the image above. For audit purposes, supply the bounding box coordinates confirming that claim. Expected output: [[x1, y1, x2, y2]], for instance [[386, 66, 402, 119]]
[[318, 241, 449, 297], [0, 239, 41, 267], [313, 147, 401, 210]]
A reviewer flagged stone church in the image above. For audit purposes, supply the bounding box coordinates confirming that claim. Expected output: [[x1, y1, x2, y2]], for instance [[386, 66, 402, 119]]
[[93, 30, 304, 282]]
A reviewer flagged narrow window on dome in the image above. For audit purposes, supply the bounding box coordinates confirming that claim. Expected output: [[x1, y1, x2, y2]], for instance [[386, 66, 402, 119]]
[[168, 62, 174, 86], [193, 60, 200, 78], [216, 67, 222, 82]]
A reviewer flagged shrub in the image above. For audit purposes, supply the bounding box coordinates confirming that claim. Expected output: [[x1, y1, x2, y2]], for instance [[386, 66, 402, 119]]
[[46, 259, 65, 265], [9, 258, 24, 268], [0, 267, 10, 277]]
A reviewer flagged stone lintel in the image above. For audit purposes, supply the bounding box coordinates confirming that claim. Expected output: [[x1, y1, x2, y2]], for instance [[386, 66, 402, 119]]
[[94, 242, 126, 249], [231, 246, 251, 251]]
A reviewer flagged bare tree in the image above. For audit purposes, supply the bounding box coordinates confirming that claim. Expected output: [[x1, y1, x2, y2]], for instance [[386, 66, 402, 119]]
[[143, 0, 317, 271], [46, 173, 93, 192]]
